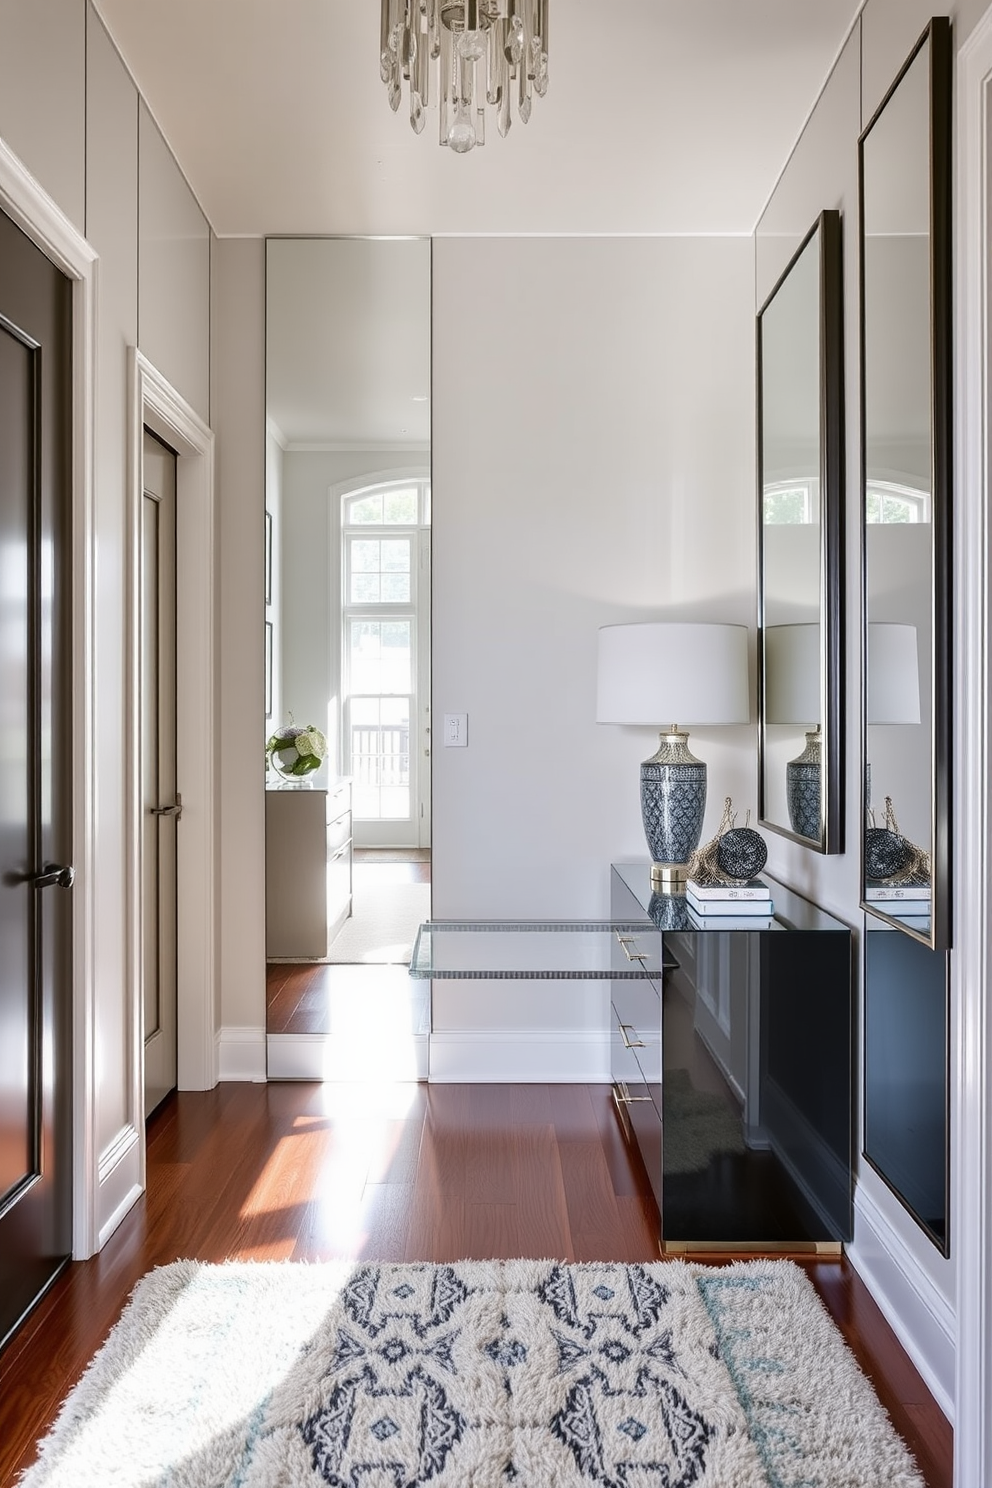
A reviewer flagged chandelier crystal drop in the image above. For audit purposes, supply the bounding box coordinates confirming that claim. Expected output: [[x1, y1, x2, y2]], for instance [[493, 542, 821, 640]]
[[380, 0, 549, 153]]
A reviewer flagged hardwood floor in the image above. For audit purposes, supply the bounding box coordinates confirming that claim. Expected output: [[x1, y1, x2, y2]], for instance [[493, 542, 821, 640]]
[[266, 960, 429, 1036], [0, 1080, 951, 1487]]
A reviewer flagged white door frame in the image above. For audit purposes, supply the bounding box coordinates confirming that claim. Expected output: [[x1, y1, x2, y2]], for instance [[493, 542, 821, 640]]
[[0, 138, 99, 1258], [128, 349, 217, 1126], [955, 11, 992, 1484], [337, 469, 431, 847]]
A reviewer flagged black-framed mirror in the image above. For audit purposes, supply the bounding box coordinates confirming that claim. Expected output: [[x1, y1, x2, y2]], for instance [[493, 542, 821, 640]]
[[859, 18, 951, 950], [757, 210, 844, 852]]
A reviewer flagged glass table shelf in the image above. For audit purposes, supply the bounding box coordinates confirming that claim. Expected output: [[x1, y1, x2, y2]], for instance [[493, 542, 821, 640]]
[[409, 921, 661, 979]]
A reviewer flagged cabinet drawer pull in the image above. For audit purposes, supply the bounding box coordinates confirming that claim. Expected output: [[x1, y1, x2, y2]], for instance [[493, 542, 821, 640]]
[[613, 1080, 652, 1105], [616, 934, 647, 963], [618, 1022, 644, 1050]]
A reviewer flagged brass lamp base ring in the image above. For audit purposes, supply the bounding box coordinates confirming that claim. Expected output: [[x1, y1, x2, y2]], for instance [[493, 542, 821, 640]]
[[650, 862, 688, 888]]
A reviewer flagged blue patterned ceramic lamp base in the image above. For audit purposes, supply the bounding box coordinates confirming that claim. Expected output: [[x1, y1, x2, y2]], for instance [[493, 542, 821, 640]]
[[640, 730, 706, 886], [786, 730, 822, 841]]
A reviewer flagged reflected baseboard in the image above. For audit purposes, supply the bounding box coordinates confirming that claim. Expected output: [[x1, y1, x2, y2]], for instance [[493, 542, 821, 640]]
[[266, 1031, 429, 1082]]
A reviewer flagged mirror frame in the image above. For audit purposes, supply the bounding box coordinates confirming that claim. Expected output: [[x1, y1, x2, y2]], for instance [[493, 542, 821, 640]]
[[756, 209, 844, 853], [858, 17, 952, 950]]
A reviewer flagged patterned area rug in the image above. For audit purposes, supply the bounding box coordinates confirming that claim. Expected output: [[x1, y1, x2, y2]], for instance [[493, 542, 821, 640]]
[[21, 1258, 924, 1487]]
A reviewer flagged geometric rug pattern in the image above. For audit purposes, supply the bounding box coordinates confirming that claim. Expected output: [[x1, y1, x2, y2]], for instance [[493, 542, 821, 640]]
[[20, 1257, 924, 1487]]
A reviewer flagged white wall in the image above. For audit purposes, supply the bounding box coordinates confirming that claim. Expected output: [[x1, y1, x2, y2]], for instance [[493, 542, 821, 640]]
[[138, 103, 211, 418], [428, 235, 755, 1075], [0, 0, 215, 1245], [84, 11, 138, 1176], [431, 235, 756, 923], [212, 237, 266, 1072], [0, 0, 85, 230]]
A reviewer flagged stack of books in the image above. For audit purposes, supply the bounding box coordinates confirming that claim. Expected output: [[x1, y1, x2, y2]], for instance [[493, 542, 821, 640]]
[[685, 878, 775, 930], [865, 880, 931, 927]]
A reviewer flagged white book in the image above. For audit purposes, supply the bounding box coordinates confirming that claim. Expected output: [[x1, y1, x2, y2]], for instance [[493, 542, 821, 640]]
[[865, 882, 931, 903], [686, 888, 775, 917], [867, 901, 932, 917], [686, 909, 776, 932], [685, 877, 772, 902], [867, 911, 931, 931]]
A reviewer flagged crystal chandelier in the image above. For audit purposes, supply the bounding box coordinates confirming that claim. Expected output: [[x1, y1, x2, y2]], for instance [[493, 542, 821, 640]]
[[380, 1, 549, 154]]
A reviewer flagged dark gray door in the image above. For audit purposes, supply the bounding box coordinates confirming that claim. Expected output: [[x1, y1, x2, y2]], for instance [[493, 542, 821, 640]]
[[0, 207, 73, 1351]]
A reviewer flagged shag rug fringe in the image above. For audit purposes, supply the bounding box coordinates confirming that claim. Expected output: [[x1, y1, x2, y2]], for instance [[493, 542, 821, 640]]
[[20, 1257, 924, 1487]]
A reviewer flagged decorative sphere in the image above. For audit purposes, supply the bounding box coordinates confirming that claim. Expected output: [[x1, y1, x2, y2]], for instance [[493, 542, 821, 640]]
[[266, 723, 327, 781], [865, 826, 910, 880], [716, 826, 768, 883]]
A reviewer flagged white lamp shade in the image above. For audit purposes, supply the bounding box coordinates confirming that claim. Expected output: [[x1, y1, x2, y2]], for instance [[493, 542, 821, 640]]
[[596, 622, 749, 726], [868, 623, 921, 725], [764, 623, 821, 725]]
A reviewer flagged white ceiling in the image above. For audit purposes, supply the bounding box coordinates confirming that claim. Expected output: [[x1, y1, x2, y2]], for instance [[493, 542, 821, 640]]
[[91, 0, 863, 239]]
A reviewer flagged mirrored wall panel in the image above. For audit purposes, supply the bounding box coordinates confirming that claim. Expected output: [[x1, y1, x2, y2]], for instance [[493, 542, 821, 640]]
[[757, 211, 843, 852], [859, 19, 951, 949], [864, 921, 949, 1253], [263, 237, 431, 1016]]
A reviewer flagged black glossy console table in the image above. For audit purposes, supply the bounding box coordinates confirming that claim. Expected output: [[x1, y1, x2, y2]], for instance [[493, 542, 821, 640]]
[[610, 861, 853, 1253]]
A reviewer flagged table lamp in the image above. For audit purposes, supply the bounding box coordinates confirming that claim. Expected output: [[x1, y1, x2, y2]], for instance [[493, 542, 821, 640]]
[[764, 623, 822, 838], [596, 622, 749, 886]]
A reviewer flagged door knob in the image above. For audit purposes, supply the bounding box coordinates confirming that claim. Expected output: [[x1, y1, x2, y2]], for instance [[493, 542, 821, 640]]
[[29, 864, 75, 889], [151, 792, 183, 819]]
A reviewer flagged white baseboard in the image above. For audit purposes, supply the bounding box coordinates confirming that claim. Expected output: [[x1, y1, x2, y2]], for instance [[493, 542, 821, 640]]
[[267, 1033, 429, 1083], [94, 1124, 143, 1251], [217, 1025, 267, 1082], [427, 1030, 610, 1083], [97, 1182, 144, 1252], [848, 1182, 955, 1422], [93, 1124, 142, 1255]]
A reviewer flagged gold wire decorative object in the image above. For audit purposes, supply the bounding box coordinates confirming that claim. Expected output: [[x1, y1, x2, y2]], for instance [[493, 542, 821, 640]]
[[685, 797, 761, 887], [866, 796, 931, 888]]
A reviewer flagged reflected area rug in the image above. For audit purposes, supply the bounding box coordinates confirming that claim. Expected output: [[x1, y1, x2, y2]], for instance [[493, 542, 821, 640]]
[[662, 1069, 746, 1175], [326, 881, 430, 965], [21, 1258, 923, 1487]]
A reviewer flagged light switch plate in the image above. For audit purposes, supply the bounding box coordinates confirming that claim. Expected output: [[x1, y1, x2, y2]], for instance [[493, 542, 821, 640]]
[[444, 713, 468, 747]]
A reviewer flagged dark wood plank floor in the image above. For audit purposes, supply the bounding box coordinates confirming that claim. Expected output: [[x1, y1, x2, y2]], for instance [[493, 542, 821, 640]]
[[0, 1081, 951, 1487]]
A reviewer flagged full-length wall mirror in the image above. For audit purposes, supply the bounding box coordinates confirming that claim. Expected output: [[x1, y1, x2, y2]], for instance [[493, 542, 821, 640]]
[[859, 18, 951, 950], [757, 210, 843, 852], [264, 238, 432, 1056]]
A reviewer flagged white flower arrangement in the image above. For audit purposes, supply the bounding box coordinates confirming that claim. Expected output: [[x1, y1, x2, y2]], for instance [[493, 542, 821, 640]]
[[266, 720, 327, 781]]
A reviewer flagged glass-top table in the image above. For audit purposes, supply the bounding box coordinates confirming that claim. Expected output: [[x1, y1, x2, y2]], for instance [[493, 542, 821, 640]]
[[409, 921, 661, 979], [408, 875, 848, 981]]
